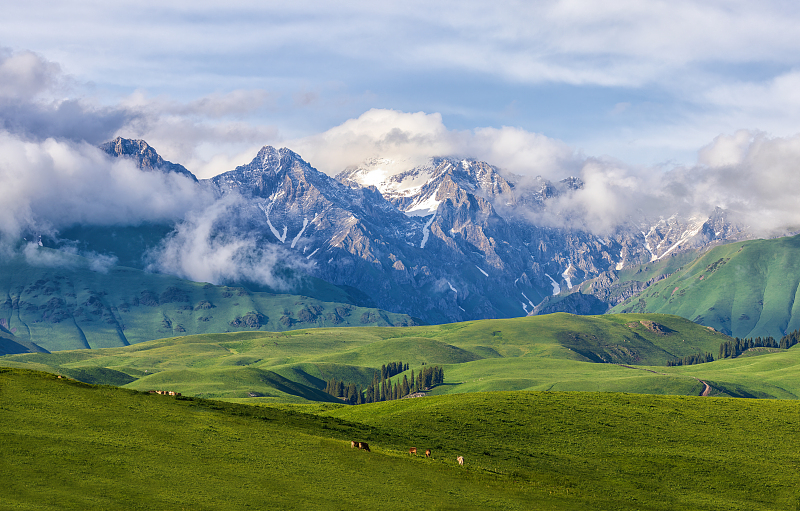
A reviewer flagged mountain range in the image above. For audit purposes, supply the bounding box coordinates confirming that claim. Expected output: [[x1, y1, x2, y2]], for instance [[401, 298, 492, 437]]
[[137, 140, 751, 317], [25, 137, 768, 337]]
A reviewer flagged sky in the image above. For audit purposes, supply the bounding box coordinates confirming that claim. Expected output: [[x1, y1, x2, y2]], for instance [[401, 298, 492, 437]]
[[2, 0, 800, 260], [3, 0, 800, 178]]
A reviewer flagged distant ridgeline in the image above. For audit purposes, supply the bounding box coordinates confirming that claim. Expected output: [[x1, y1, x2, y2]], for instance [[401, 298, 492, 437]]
[[325, 361, 444, 404]]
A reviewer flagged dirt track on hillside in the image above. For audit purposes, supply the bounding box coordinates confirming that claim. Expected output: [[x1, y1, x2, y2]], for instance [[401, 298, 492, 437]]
[[618, 364, 712, 397]]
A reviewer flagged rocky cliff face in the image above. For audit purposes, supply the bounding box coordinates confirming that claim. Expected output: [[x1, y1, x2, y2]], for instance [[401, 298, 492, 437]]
[[334, 155, 749, 322], [100, 137, 198, 182]]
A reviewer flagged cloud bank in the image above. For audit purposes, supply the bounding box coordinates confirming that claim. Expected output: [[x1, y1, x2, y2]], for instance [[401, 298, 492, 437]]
[[0, 131, 207, 240], [2, 39, 800, 282], [145, 194, 304, 290], [289, 108, 582, 180]]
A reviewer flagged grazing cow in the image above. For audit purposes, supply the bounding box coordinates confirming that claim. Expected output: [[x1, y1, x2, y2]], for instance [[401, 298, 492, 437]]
[[351, 441, 356, 448], [358, 442, 371, 452], [457, 456, 464, 466], [425, 449, 431, 458], [409, 447, 417, 455]]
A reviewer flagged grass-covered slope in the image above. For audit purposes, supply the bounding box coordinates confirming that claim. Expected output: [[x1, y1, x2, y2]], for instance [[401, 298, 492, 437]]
[[0, 249, 420, 353], [1, 313, 735, 400], [4, 367, 800, 510], [610, 234, 800, 338]]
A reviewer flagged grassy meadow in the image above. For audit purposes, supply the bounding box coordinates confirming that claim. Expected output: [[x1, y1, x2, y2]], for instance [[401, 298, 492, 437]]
[[4, 367, 800, 510], [0, 313, 742, 401]]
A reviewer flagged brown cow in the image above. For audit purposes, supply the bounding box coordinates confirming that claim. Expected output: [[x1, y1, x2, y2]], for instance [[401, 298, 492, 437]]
[[425, 449, 431, 458], [358, 442, 371, 452], [457, 455, 464, 466], [409, 447, 417, 455]]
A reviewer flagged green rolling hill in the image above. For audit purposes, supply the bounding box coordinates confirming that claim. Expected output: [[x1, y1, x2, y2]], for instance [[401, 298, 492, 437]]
[[2, 312, 743, 401], [610, 234, 800, 338]]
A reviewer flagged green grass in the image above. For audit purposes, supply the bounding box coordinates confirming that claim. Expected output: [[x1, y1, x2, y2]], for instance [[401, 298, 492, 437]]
[[1, 312, 741, 401], [4, 367, 800, 510], [611, 234, 800, 338]]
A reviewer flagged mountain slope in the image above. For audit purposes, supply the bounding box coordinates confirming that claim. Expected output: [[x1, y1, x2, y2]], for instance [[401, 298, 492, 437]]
[[610, 234, 800, 338], [100, 136, 198, 181], [335, 156, 750, 322], [0, 248, 420, 352], [208, 148, 550, 323]]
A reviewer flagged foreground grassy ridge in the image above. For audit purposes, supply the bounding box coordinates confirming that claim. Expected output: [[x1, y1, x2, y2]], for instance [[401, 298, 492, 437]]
[[611, 234, 800, 338], [0, 313, 734, 400], [4, 368, 800, 510]]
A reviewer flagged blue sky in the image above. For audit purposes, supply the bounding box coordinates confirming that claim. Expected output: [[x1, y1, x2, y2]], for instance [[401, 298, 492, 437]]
[[3, 0, 800, 179]]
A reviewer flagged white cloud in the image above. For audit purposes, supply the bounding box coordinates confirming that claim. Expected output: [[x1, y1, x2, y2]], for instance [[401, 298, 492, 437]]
[[145, 194, 305, 290], [22, 242, 119, 273], [287, 108, 580, 179], [283, 109, 800, 236], [0, 131, 209, 240], [0, 47, 63, 100], [536, 130, 800, 236]]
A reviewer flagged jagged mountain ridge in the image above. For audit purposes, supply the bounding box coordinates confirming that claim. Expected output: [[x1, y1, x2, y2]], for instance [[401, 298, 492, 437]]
[[56, 139, 752, 325], [336, 155, 749, 310], [206, 148, 541, 323]]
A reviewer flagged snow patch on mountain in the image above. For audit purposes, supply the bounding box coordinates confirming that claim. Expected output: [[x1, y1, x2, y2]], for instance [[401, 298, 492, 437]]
[[259, 195, 287, 243], [420, 214, 436, 248], [643, 229, 656, 261], [291, 217, 309, 248], [545, 273, 561, 295], [406, 193, 441, 217], [562, 263, 575, 289], [290, 213, 318, 249], [521, 292, 535, 308], [476, 265, 489, 277]]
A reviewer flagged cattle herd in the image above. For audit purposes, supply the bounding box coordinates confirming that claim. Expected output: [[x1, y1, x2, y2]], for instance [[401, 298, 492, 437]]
[[352, 441, 463, 465]]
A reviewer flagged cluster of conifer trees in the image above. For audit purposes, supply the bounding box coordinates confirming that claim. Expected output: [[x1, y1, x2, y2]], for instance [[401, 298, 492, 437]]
[[718, 327, 800, 359], [323, 361, 444, 405], [666, 352, 715, 366]]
